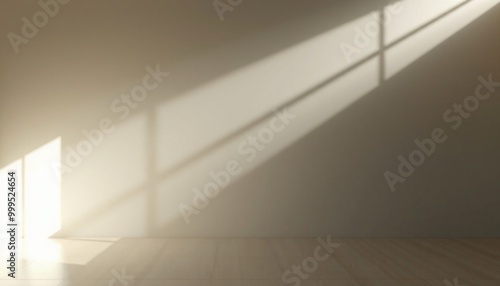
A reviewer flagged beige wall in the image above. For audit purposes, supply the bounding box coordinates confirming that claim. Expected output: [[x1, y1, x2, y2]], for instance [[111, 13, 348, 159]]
[[0, 0, 499, 237]]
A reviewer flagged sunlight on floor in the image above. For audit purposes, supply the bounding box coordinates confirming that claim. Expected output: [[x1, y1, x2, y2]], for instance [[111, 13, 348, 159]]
[[19, 238, 116, 266]]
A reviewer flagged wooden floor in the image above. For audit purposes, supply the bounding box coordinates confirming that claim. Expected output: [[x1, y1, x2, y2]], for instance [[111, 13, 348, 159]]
[[1, 238, 500, 285]]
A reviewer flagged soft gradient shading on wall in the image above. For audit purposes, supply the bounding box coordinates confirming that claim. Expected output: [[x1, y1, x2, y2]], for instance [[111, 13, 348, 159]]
[[0, 0, 499, 237]]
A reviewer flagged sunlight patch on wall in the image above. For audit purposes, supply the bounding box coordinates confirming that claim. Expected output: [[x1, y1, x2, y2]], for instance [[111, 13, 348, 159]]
[[24, 137, 62, 238], [152, 56, 380, 230], [385, 0, 470, 45], [154, 12, 381, 174], [385, 0, 499, 79], [60, 113, 149, 237]]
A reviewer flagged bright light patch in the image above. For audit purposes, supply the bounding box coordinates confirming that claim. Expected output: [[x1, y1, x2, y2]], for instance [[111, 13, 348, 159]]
[[24, 137, 61, 238], [19, 238, 114, 265]]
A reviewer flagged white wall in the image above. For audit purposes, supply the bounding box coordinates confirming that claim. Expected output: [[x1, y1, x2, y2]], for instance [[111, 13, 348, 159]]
[[0, 0, 499, 238]]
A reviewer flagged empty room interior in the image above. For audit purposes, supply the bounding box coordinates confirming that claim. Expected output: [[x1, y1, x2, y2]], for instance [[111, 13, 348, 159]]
[[1, 0, 500, 285]]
